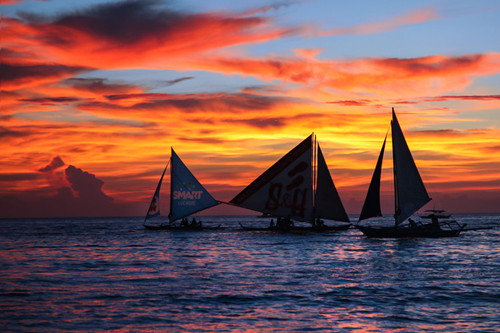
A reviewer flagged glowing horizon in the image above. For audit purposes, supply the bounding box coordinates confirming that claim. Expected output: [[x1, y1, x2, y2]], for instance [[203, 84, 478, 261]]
[[1, 0, 500, 217]]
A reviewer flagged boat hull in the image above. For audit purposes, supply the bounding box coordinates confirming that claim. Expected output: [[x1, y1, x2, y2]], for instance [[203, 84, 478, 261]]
[[239, 223, 351, 233], [355, 225, 463, 238], [144, 224, 221, 231]]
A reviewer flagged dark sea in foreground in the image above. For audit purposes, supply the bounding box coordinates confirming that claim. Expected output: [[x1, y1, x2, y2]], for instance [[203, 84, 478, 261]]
[[1, 214, 499, 332]]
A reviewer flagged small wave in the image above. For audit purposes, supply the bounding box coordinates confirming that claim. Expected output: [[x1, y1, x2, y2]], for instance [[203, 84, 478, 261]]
[[0, 291, 30, 297]]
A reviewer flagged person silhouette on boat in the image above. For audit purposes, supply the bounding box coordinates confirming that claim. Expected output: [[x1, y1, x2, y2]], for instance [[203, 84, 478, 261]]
[[269, 219, 275, 229], [181, 218, 188, 227], [276, 217, 288, 231], [394, 208, 401, 220], [408, 218, 418, 228], [426, 214, 441, 230], [190, 217, 197, 228], [431, 215, 440, 229]]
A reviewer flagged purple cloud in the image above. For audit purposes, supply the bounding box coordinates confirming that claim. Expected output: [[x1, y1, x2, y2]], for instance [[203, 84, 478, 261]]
[[38, 156, 66, 173]]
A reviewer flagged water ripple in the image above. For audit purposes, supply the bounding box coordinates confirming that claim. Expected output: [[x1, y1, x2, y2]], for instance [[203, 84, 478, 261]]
[[0, 215, 498, 332]]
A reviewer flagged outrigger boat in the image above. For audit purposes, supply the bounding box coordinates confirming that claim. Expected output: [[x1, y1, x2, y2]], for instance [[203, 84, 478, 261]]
[[143, 148, 220, 230], [356, 109, 466, 238], [419, 209, 451, 220], [238, 221, 351, 233], [232, 134, 351, 232]]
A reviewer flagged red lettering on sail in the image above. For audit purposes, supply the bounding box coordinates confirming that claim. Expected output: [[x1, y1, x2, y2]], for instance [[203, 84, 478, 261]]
[[173, 190, 203, 200], [265, 182, 307, 217]]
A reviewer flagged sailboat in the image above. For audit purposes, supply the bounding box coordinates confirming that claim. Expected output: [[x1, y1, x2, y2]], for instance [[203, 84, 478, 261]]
[[231, 134, 350, 232], [143, 148, 219, 230], [356, 109, 466, 238]]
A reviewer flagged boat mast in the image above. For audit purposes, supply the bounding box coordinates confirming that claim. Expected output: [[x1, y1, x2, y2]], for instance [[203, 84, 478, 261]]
[[169, 147, 173, 223], [391, 108, 431, 226], [312, 133, 317, 223], [391, 108, 399, 227]]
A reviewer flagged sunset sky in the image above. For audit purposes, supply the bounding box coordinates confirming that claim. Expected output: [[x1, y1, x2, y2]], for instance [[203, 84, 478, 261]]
[[2, 0, 500, 218]]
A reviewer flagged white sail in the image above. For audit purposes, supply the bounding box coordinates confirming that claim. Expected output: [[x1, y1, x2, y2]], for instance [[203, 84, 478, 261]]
[[230, 135, 314, 222], [391, 109, 431, 225]]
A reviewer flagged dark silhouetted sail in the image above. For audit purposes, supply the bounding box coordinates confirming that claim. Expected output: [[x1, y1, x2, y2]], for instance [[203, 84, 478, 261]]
[[314, 145, 349, 222], [391, 109, 431, 225], [355, 109, 467, 238], [359, 134, 386, 221], [144, 161, 169, 225], [230, 135, 314, 222]]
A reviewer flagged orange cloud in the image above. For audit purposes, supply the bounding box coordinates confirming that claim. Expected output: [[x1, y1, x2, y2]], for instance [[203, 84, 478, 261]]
[[2, 1, 291, 70], [0, 60, 91, 90], [314, 8, 439, 36], [424, 95, 500, 102], [194, 52, 500, 100], [2, 0, 22, 4], [1, 1, 500, 216]]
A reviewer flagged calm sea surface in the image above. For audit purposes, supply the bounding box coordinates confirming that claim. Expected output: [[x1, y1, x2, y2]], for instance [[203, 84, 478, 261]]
[[1, 214, 499, 332]]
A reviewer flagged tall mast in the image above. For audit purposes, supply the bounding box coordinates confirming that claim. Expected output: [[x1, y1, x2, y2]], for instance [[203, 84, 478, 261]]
[[391, 108, 431, 226], [391, 109, 399, 227], [312, 133, 317, 223], [169, 147, 173, 222], [313, 134, 316, 204]]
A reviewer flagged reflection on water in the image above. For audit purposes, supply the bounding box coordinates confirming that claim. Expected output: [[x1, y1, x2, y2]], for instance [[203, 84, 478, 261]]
[[0, 215, 499, 332]]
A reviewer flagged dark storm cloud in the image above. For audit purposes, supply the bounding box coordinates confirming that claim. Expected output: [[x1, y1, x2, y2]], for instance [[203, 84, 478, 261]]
[[425, 95, 500, 102], [375, 54, 484, 74], [327, 100, 371, 106], [156, 76, 194, 87], [63, 78, 141, 94], [20, 97, 84, 104], [0, 173, 41, 182], [65, 165, 113, 204], [226, 117, 287, 129], [18, 0, 192, 46], [55, 0, 184, 44], [14, 0, 281, 64], [100, 92, 291, 112], [411, 129, 465, 137], [180, 137, 224, 144], [1, 62, 90, 87], [0, 47, 33, 60], [0, 126, 32, 139], [38, 156, 65, 173], [0, 160, 137, 218]]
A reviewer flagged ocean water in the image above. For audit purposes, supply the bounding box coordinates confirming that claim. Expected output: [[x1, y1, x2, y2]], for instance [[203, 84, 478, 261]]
[[0, 214, 499, 332]]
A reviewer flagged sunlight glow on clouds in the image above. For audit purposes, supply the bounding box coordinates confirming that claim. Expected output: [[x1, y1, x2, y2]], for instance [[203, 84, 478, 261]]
[[1, 0, 500, 217]]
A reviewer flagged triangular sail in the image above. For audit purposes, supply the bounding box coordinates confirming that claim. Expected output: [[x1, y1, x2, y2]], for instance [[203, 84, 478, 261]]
[[230, 135, 314, 222], [144, 162, 169, 225], [314, 145, 349, 222], [169, 148, 218, 222], [392, 109, 431, 225], [359, 134, 386, 221]]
